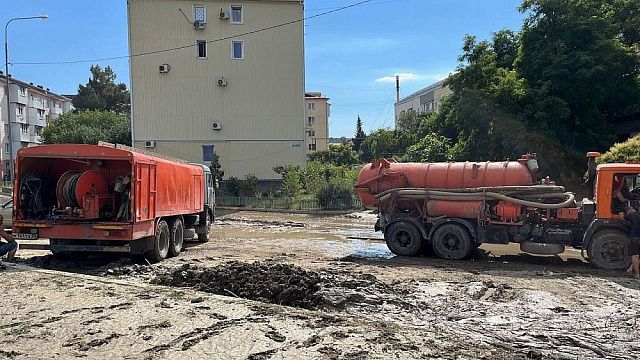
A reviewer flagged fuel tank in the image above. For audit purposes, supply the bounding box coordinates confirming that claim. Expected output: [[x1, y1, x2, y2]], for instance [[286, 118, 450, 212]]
[[356, 155, 537, 210]]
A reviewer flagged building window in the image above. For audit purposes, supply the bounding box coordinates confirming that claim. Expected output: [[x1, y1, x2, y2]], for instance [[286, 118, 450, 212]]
[[21, 124, 29, 134], [308, 144, 316, 151], [193, 5, 206, 23], [19, 86, 26, 95], [308, 102, 315, 110], [37, 109, 45, 118], [202, 145, 214, 162], [232, 41, 244, 60], [230, 5, 243, 24], [308, 116, 315, 125], [44, 98, 49, 107], [4, 144, 8, 153], [308, 130, 315, 137], [35, 126, 43, 136], [17, 106, 24, 116], [197, 40, 207, 59]]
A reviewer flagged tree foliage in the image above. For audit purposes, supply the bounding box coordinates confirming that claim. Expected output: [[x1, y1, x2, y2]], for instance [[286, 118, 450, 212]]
[[307, 144, 359, 166], [598, 135, 640, 164], [352, 115, 366, 152], [210, 153, 224, 185], [42, 110, 131, 145], [358, 129, 416, 162], [73, 65, 130, 113]]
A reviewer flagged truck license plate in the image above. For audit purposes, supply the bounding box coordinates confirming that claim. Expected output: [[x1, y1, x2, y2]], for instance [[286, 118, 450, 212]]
[[15, 229, 38, 240]]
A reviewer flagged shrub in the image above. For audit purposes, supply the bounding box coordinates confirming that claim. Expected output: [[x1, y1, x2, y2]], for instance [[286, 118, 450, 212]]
[[598, 135, 640, 164], [316, 183, 353, 210]]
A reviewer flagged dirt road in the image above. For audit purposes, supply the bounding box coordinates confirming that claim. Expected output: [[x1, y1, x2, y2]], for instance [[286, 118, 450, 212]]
[[2, 210, 640, 359]]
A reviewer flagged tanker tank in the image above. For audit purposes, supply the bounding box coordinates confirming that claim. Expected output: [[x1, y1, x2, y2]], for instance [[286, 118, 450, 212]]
[[355, 155, 539, 210]]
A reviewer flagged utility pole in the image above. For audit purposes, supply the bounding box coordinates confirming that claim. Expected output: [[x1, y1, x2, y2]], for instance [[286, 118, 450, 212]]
[[4, 15, 48, 181], [396, 75, 400, 103]]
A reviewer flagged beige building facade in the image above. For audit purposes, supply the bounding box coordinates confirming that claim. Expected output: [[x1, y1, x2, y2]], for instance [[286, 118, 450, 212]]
[[394, 80, 451, 127], [0, 73, 71, 178], [128, 0, 306, 180], [304, 92, 329, 157]]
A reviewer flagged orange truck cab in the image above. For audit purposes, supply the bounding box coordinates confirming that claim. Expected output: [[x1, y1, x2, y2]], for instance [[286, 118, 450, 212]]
[[355, 153, 640, 270], [12, 143, 215, 263]]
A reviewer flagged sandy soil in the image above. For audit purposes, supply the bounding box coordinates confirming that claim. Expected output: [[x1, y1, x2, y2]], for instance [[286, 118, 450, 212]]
[[2, 210, 640, 359]]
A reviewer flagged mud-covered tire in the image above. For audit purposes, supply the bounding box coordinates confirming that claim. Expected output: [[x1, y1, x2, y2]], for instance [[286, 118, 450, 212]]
[[587, 230, 631, 270], [384, 221, 423, 256], [146, 220, 170, 263], [168, 218, 184, 257], [432, 223, 473, 260], [197, 211, 212, 243]]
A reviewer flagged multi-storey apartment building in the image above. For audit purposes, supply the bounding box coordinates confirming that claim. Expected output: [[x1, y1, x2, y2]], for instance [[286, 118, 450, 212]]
[[394, 80, 451, 127], [0, 72, 72, 178], [304, 92, 329, 157], [128, 0, 306, 180]]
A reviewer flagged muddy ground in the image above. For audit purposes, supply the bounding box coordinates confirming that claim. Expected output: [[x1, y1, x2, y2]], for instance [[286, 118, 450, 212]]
[[2, 210, 640, 359]]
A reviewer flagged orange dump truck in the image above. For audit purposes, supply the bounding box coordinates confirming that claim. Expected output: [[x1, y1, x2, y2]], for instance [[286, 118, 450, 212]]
[[12, 143, 215, 262], [356, 154, 640, 270]]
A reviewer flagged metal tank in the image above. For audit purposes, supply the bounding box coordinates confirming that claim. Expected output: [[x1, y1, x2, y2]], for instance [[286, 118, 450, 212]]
[[356, 155, 538, 210]]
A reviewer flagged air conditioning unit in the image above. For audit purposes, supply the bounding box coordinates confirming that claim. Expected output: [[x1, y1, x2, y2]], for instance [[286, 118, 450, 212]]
[[212, 122, 222, 130], [144, 141, 156, 148], [219, 9, 229, 19], [217, 77, 228, 87], [193, 21, 206, 29], [159, 64, 171, 73]]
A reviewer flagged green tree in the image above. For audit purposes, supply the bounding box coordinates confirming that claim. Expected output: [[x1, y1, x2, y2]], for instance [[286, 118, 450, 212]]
[[278, 165, 303, 197], [405, 133, 452, 163], [209, 153, 224, 184], [598, 135, 640, 164], [358, 129, 416, 162], [352, 115, 366, 152], [307, 144, 359, 166], [42, 110, 131, 145], [74, 65, 130, 113]]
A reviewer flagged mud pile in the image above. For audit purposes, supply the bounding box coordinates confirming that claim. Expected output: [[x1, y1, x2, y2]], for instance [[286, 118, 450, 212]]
[[151, 262, 323, 309]]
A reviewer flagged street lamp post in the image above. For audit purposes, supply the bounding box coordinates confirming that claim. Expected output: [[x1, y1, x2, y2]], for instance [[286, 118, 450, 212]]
[[4, 15, 48, 182]]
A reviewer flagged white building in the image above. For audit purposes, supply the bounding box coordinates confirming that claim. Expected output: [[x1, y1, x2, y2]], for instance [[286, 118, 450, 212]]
[[0, 72, 72, 177], [128, 0, 306, 180], [395, 80, 451, 127]]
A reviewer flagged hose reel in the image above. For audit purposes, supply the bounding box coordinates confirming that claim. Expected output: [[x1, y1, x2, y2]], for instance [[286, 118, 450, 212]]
[[56, 170, 108, 209]]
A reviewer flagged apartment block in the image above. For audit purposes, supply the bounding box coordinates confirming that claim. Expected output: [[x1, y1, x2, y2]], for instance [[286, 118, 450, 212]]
[[0, 72, 72, 177], [394, 80, 451, 127], [128, 0, 306, 180], [304, 92, 329, 156]]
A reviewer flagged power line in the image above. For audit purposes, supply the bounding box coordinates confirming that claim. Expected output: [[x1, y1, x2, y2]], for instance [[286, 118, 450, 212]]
[[12, 0, 376, 66]]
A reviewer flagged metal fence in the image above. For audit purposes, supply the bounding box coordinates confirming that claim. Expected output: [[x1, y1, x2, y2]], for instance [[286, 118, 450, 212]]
[[216, 196, 362, 211]]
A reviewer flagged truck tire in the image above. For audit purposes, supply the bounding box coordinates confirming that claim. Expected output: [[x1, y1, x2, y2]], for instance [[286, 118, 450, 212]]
[[431, 223, 473, 260], [587, 230, 631, 270], [197, 211, 212, 243], [168, 218, 184, 257], [384, 221, 423, 256], [146, 220, 170, 263]]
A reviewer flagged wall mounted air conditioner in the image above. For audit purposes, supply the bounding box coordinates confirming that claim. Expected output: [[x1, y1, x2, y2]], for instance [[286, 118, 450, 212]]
[[145, 141, 156, 148], [194, 21, 206, 29], [217, 77, 228, 87], [159, 64, 171, 73], [212, 122, 222, 130]]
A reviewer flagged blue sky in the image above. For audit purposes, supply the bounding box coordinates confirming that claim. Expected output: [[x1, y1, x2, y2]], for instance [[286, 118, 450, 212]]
[[3, 0, 525, 137]]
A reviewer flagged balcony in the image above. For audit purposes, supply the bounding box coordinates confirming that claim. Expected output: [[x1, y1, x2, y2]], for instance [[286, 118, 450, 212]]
[[27, 108, 46, 127], [8, 84, 27, 105]]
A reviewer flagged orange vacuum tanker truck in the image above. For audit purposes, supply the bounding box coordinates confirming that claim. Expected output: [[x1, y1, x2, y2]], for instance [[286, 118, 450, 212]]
[[12, 142, 215, 263], [355, 153, 639, 270]]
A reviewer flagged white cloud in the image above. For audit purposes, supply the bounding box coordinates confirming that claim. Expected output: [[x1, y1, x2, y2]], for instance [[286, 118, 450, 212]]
[[375, 72, 424, 83]]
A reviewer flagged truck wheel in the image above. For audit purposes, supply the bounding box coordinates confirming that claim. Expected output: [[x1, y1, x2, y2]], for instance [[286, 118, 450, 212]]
[[432, 223, 473, 260], [588, 230, 631, 270], [146, 220, 170, 263], [197, 211, 212, 243], [168, 218, 184, 257], [384, 222, 423, 256]]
